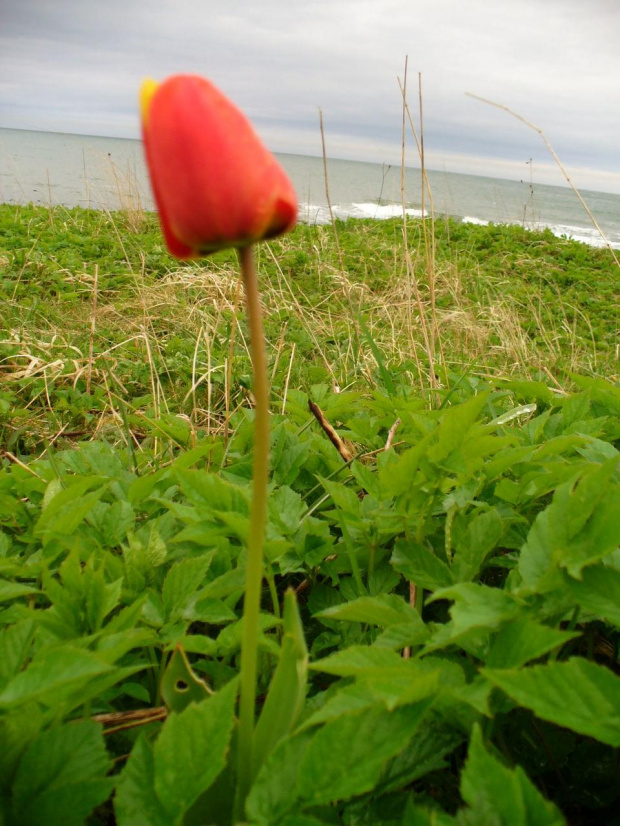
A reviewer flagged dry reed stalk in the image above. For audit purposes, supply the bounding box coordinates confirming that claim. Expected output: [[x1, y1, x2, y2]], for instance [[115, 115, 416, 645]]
[[264, 243, 337, 383], [319, 109, 362, 358], [86, 263, 98, 395], [398, 57, 433, 392], [281, 343, 296, 414], [319, 108, 345, 273], [417, 74, 447, 386], [466, 93, 620, 269]]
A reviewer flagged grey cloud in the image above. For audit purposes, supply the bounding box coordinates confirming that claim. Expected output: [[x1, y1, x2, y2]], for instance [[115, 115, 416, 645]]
[[0, 0, 618, 186]]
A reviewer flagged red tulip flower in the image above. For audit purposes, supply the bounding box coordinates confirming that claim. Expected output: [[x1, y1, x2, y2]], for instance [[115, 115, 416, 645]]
[[140, 74, 298, 814], [140, 74, 298, 258]]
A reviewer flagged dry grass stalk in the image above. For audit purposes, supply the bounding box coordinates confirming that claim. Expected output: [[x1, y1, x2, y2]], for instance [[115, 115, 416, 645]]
[[466, 92, 620, 269]]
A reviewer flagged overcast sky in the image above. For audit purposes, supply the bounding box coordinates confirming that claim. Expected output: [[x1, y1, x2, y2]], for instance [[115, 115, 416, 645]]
[[1, 0, 619, 192]]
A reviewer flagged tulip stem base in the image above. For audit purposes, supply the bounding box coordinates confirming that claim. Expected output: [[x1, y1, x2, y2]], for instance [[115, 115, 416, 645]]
[[235, 243, 270, 819]]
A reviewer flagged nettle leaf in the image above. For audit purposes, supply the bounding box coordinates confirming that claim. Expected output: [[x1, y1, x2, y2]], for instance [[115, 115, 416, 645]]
[[11, 720, 113, 826], [309, 645, 405, 678], [174, 468, 249, 516], [161, 553, 213, 622], [460, 725, 565, 825], [101, 499, 135, 547], [400, 801, 456, 825], [391, 540, 453, 592], [425, 583, 521, 654], [483, 659, 620, 746], [315, 593, 422, 628], [114, 734, 170, 826], [0, 620, 34, 687], [373, 621, 430, 650], [246, 728, 314, 825], [0, 645, 112, 709], [562, 564, 620, 628], [153, 677, 237, 818], [379, 715, 465, 794], [248, 700, 432, 823], [34, 476, 109, 546], [519, 458, 620, 588], [269, 485, 306, 534], [271, 426, 310, 487], [0, 579, 39, 603], [378, 433, 433, 498], [299, 700, 433, 808], [427, 392, 490, 467], [215, 613, 280, 658], [0, 704, 45, 798], [451, 507, 504, 583], [486, 618, 579, 669]]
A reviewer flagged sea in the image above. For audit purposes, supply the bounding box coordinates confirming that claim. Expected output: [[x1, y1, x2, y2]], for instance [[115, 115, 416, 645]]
[[1, 126, 620, 250]]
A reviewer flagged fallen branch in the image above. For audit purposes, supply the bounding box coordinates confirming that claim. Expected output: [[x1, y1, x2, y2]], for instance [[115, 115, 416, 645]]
[[308, 399, 354, 462]]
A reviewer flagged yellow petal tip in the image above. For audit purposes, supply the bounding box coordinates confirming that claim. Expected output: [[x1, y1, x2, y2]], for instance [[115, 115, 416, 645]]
[[140, 78, 159, 126]]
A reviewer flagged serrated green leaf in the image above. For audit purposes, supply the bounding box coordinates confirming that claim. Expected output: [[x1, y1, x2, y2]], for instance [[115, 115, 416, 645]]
[[11, 720, 113, 826], [391, 540, 453, 592], [460, 725, 565, 825], [34, 477, 108, 546], [153, 678, 237, 816], [486, 618, 579, 669], [316, 593, 422, 628], [374, 620, 430, 650], [380, 716, 464, 794], [483, 659, 620, 746], [246, 729, 314, 825], [183, 596, 236, 624], [299, 700, 433, 807], [0, 646, 112, 709], [0, 620, 34, 686], [519, 460, 620, 588], [162, 554, 213, 622], [562, 564, 620, 628], [0, 704, 45, 796], [452, 508, 504, 583], [0, 580, 39, 603], [309, 645, 405, 677], [101, 499, 135, 547], [428, 392, 489, 465], [428, 583, 520, 638], [114, 734, 170, 826], [379, 433, 433, 498], [401, 801, 456, 825]]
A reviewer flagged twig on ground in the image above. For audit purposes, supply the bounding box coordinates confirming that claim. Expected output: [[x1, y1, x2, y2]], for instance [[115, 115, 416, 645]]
[[93, 706, 168, 736], [308, 399, 354, 462], [384, 418, 401, 451]]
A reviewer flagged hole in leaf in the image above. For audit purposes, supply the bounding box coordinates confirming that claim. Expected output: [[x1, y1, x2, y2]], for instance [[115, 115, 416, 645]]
[[175, 679, 189, 692]]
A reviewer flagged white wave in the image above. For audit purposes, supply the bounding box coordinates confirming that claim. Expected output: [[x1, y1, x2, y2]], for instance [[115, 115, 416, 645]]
[[299, 201, 426, 225], [462, 215, 489, 226], [533, 221, 620, 249], [298, 202, 620, 250]]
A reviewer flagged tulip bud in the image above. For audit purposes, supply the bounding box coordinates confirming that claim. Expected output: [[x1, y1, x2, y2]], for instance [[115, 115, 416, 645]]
[[140, 74, 298, 258]]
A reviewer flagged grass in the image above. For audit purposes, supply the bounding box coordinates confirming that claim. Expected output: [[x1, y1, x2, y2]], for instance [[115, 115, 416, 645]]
[[1, 202, 620, 825], [1, 203, 618, 462]]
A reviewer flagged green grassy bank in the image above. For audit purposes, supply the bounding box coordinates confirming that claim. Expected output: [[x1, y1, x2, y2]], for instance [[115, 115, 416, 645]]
[[0, 204, 619, 825], [1, 203, 618, 457]]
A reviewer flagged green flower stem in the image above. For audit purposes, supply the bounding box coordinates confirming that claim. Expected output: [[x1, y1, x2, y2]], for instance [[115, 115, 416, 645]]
[[235, 243, 270, 817]]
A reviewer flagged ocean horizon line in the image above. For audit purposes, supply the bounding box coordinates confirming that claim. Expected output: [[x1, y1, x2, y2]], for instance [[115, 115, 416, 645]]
[[2, 123, 610, 198]]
